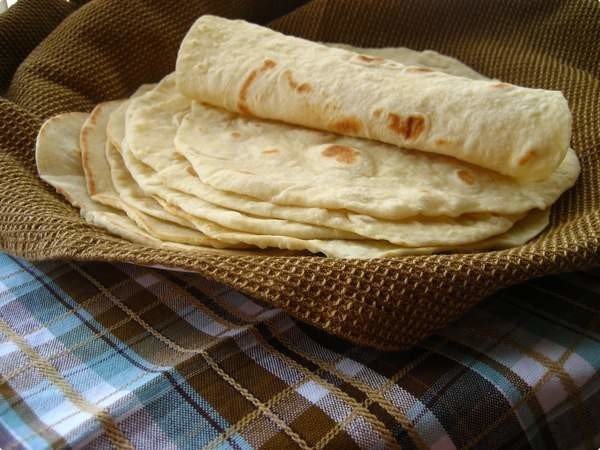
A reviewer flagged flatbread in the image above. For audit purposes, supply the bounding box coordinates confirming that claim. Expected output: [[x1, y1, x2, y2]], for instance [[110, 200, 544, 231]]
[[109, 102, 362, 240], [106, 84, 155, 148], [157, 195, 551, 257], [328, 45, 487, 80], [171, 83, 578, 220], [37, 113, 550, 258], [35, 113, 240, 254], [80, 101, 231, 247], [126, 76, 531, 246], [177, 15, 571, 181], [35, 41, 560, 258], [128, 46, 538, 246]]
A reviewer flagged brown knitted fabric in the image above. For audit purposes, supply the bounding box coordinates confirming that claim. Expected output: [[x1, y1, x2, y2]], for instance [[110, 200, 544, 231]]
[[0, 0, 598, 350], [0, 0, 78, 91]]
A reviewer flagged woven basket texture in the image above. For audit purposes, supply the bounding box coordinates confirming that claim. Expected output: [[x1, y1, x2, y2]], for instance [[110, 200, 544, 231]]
[[0, 0, 598, 349]]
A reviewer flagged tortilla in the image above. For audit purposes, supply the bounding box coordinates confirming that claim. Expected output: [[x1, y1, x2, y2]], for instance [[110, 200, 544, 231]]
[[126, 76, 532, 246], [35, 42, 562, 258], [173, 87, 579, 220], [35, 113, 238, 254], [81, 101, 231, 247], [177, 15, 571, 181]]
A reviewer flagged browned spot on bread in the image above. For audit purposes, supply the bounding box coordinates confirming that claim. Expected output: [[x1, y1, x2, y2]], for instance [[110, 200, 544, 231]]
[[322, 145, 358, 164], [387, 113, 425, 140], [237, 59, 277, 115], [263, 59, 276, 69], [262, 148, 279, 155], [238, 104, 253, 116], [237, 69, 257, 115], [332, 117, 362, 134], [186, 166, 197, 176], [435, 138, 448, 145], [356, 54, 384, 63], [405, 116, 425, 139], [387, 113, 403, 135], [284, 70, 299, 89], [518, 149, 537, 166], [373, 109, 383, 119], [231, 132, 241, 139], [283, 70, 298, 89], [457, 169, 476, 185], [283, 70, 312, 94], [297, 83, 312, 93], [406, 66, 433, 73], [490, 82, 512, 89]]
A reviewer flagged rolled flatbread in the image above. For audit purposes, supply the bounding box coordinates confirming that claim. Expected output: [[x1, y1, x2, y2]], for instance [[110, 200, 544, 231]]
[[177, 15, 571, 181]]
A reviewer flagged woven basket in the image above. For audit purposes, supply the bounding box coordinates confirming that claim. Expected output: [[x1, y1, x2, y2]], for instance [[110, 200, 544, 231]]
[[1, 0, 598, 350]]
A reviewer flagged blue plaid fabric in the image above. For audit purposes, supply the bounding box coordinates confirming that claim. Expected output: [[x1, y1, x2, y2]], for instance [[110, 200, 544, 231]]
[[0, 252, 598, 449]]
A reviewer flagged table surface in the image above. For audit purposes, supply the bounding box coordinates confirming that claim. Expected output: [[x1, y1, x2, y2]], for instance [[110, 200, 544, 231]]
[[0, 252, 598, 449]]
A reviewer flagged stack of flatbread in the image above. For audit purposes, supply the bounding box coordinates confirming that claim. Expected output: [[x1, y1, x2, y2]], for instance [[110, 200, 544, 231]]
[[35, 15, 580, 258]]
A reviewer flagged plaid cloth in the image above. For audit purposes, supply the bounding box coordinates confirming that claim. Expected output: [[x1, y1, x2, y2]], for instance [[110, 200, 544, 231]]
[[0, 253, 598, 450]]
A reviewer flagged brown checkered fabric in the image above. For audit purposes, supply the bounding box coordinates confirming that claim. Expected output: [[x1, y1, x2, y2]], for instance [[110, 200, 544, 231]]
[[0, 0, 598, 349]]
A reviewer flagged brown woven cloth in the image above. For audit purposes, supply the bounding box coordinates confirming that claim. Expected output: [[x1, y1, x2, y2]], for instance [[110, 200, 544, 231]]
[[0, 0, 78, 91], [0, 0, 598, 350]]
